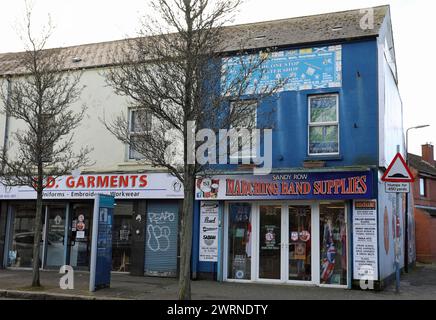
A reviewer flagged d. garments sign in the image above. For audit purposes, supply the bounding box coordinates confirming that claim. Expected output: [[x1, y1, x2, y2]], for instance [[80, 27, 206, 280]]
[[196, 171, 374, 200], [0, 173, 184, 200]]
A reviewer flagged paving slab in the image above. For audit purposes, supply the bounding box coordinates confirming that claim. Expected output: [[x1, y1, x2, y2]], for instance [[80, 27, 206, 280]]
[[0, 264, 435, 300]]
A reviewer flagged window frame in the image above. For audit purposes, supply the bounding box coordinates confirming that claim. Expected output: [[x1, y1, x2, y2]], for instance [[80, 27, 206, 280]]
[[307, 93, 340, 156], [128, 108, 153, 160], [419, 177, 426, 197], [229, 100, 258, 160]]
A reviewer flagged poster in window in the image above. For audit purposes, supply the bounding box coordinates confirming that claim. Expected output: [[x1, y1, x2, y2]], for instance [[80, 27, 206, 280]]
[[199, 201, 219, 262]]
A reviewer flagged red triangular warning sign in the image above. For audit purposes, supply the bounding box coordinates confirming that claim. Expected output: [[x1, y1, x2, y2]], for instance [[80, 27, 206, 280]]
[[381, 153, 415, 182]]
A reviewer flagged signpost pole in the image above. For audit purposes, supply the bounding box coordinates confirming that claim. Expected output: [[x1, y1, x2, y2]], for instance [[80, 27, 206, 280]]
[[381, 148, 415, 294], [395, 190, 400, 293], [394, 145, 401, 294]]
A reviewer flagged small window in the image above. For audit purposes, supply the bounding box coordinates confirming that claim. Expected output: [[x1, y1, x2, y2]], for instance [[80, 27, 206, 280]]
[[308, 94, 339, 155], [229, 100, 257, 159], [419, 178, 426, 197], [128, 108, 152, 160]]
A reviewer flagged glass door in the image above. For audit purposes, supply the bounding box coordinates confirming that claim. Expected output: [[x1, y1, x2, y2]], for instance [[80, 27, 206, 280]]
[[258, 205, 282, 280], [287, 205, 312, 281], [45, 205, 67, 268], [69, 203, 93, 269]]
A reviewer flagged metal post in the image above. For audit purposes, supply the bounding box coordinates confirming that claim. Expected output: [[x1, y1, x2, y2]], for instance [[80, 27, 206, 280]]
[[404, 125, 430, 273], [404, 130, 410, 273], [395, 145, 400, 293]]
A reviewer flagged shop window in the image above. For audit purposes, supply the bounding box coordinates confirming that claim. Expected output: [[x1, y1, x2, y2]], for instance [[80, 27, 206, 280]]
[[419, 178, 426, 197], [128, 108, 153, 160], [319, 203, 347, 286], [308, 94, 339, 155], [8, 204, 42, 268], [229, 100, 257, 160], [227, 203, 252, 280]]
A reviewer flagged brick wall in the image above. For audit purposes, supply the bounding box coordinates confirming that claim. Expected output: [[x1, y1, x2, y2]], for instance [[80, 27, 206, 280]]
[[411, 166, 436, 263]]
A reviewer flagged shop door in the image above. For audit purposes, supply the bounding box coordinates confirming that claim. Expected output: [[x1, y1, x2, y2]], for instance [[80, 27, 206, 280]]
[[257, 204, 314, 283], [69, 203, 93, 270], [44, 205, 67, 268], [144, 201, 179, 277], [286, 205, 312, 282], [258, 205, 282, 280]]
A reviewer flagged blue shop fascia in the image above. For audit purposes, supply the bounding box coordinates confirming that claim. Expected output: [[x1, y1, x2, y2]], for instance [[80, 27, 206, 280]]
[[191, 6, 413, 290]]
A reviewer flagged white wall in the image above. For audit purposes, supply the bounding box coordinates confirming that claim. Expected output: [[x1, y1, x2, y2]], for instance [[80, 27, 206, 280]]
[[0, 68, 149, 173], [378, 14, 405, 168]]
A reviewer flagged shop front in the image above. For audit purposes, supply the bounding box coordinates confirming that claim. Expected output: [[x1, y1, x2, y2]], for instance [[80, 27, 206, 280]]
[[0, 173, 183, 276], [194, 170, 378, 288]]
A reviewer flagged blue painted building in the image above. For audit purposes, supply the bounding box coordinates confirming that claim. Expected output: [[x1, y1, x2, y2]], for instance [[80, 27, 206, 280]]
[[193, 5, 413, 289]]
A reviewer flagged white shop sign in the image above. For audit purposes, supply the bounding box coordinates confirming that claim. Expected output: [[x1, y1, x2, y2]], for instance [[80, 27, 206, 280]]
[[0, 173, 184, 200], [385, 182, 410, 193], [353, 200, 379, 281], [199, 201, 219, 262]]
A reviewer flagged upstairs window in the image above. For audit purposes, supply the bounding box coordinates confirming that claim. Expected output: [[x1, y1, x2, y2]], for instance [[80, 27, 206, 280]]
[[128, 108, 152, 160], [419, 178, 426, 197], [308, 94, 339, 156]]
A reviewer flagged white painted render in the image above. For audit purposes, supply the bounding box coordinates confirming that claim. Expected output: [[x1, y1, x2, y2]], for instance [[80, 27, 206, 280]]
[[0, 67, 157, 173]]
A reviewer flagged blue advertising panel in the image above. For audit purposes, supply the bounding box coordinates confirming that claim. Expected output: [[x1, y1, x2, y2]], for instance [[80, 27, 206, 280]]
[[222, 45, 342, 95], [196, 171, 374, 200], [89, 194, 114, 291]]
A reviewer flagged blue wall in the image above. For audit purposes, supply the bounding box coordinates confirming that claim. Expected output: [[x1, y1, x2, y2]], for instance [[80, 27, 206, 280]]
[[215, 39, 379, 170], [193, 39, 380, 277]]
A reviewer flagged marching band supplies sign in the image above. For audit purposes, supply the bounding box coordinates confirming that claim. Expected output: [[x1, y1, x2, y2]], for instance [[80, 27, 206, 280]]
[[196, 171, 374, 201], [0, 173, 184, 200], [353, 200, 379, 281], [199, 201, 219, 262]]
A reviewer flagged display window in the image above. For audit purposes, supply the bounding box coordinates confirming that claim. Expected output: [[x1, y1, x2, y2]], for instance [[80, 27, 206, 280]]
[[227, 203, 252, 280], [224, 201, 348, 287], [7, 204, 42, 268], [319, 203, 347, 286]]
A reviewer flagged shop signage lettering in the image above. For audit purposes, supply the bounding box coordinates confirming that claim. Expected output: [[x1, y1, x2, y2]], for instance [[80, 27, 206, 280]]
[[196, 171, 373, 200], [199, 201, 219, 262], [0, 173, 184, 200], [223, 45, 342, 95], [353, 200, 379, 281]]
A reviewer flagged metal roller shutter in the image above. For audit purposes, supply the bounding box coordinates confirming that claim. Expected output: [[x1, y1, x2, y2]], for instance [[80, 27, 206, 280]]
[[144, 200, 178, 277]]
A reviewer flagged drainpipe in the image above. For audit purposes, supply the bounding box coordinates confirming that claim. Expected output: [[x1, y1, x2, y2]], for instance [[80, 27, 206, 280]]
[[1, 76, 12, 172]]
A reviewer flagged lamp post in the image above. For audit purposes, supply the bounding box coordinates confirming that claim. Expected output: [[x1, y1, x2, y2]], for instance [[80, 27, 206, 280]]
[[404, 125, 430, 273]]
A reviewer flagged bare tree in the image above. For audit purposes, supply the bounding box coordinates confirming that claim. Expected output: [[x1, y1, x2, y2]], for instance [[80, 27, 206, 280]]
[[0, 5, 91, 287], [104, 0, 283, 299]]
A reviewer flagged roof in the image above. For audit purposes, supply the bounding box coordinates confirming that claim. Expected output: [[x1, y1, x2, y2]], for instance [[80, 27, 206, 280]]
[[0, 5, 390, 76], [408, 153, 436, 177]]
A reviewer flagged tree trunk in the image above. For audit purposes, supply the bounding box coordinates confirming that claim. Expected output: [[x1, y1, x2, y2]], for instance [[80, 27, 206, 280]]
[[178, 166, 195, 300], [31, 187, 43, 287]]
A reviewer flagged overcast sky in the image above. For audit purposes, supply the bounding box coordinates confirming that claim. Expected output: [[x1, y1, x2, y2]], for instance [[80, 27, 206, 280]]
[[0, 0, 435, 156]]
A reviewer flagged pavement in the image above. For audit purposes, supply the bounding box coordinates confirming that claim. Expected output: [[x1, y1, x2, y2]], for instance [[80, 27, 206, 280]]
[[0, 264, 435, 300]]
